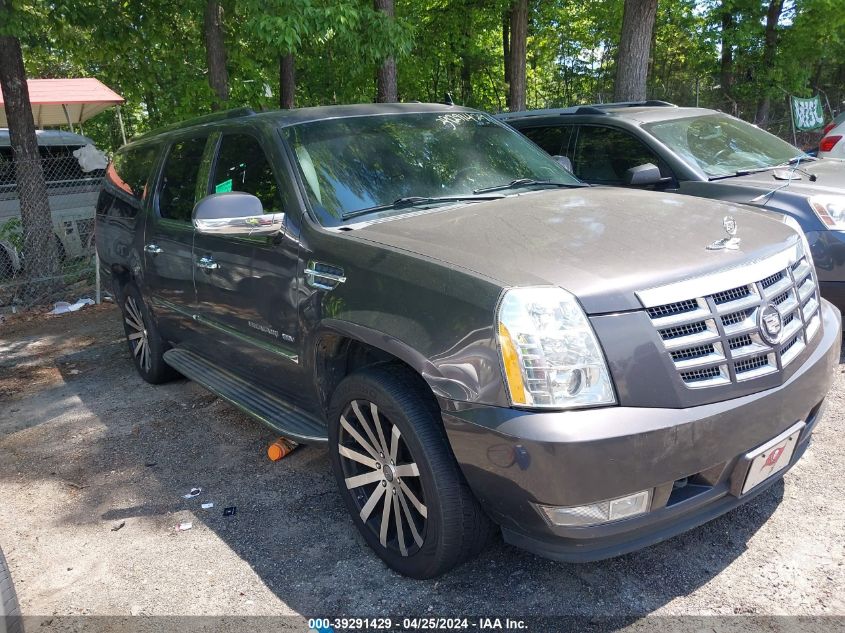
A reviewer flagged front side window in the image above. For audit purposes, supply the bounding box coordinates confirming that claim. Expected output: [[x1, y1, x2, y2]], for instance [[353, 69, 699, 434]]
[[573, 126, 670, 184], [643, 113, 804, 178], [157, 136, 209, 223], [282, 111, 580, 225], [211, 134, 282, 214]]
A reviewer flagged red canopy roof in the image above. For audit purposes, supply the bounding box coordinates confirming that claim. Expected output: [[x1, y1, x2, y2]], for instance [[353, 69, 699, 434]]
[[0, 78, 125, 127]]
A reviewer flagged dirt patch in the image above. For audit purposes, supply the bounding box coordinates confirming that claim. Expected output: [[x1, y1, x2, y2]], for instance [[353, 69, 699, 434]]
[[0, 306, 843, 622], [0, 303, 120, 401]]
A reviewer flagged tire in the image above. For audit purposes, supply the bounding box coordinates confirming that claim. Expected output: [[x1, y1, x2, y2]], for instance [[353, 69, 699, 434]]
[[329, 364, 494, 579], [120, 283, 177, 384], [0, 546, 23, 633]]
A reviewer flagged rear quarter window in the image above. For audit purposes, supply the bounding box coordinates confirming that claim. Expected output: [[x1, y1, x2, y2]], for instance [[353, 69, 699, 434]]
[[101, 145, 160, 218]]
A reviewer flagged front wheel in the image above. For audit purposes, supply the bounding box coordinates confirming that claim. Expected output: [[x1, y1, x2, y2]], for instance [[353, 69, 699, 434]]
[[329, 364, 493, 579]]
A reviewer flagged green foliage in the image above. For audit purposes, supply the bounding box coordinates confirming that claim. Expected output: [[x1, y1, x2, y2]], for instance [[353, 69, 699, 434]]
[[7, 0, 842, 151], [0, 218, 23, 251]]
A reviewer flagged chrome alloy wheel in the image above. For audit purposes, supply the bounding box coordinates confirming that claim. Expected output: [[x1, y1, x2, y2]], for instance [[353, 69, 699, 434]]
[[338, 400, 427, 557], [124, 296, 151, 373]]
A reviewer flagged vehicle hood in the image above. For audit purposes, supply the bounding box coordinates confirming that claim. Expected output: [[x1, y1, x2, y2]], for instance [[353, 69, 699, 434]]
[[351, 188, 799, 314], [720, 157, 845, 197]]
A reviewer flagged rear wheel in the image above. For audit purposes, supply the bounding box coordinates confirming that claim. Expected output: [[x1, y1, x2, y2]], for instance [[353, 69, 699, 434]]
[[329, 364, 493, 579], [0, 546, 23, 633], [120, 283, 176, 384]]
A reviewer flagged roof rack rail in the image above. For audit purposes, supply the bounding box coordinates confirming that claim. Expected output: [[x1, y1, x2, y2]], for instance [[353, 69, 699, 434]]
[[133, 107, 256, 141], [590, 100, 676, 109], [497, 100, 677, 121], [573, 106, 607, 115], [497, 107, 582, 119]]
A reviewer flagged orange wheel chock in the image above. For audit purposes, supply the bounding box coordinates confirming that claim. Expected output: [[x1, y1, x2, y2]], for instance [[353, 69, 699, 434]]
[[268, 437, 299, 461]]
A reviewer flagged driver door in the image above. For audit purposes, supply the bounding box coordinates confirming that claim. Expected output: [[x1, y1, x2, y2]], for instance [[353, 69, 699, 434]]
[[191, 130, 306, 407]]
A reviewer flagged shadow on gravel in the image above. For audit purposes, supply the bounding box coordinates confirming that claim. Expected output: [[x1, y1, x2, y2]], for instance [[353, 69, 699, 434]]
[[2, 312, 840, 620]]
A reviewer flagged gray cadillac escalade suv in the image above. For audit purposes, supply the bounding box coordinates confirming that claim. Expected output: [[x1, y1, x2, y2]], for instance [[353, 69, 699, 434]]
[[96, 104, 841, 579]]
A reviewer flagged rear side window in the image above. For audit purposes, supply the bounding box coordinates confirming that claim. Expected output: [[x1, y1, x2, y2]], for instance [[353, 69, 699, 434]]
[[520, 125, 572, 157], [157, 136, 209, 222], [211, 133, 282, 213], [102, 145, 159, 217], [573, 126, 670, 184]]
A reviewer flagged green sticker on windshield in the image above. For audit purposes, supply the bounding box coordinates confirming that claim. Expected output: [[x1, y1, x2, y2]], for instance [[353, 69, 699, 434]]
[[215, 179, 233, 193]]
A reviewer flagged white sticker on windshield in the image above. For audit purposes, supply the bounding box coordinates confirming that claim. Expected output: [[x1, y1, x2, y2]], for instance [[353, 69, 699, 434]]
[[437, 112, 488, 130]]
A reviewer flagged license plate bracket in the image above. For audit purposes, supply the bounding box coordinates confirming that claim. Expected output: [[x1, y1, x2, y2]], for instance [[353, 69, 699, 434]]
[[741, 421, 805, 495]]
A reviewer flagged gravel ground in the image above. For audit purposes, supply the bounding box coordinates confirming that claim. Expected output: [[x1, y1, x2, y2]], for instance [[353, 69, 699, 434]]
[[0, 304, 843, 629]]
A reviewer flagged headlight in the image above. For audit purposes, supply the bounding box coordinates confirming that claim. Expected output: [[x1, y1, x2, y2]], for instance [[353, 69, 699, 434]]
[[809, 195, 845, 230], [781, 214, 815, 267], [497, 287, 616, 409]]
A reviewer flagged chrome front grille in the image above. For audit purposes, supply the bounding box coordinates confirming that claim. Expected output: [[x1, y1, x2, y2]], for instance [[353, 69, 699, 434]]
[[638, 242, 822, 389]]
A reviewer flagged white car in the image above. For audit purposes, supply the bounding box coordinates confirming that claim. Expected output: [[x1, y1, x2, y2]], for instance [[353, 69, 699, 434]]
[[0, 129, 105, 279], [818, 111, 845, 159]]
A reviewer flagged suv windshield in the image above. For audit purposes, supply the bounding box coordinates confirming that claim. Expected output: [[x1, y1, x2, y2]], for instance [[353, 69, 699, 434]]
[[643, 113, 806, 179], [282, 111, 580, 224]]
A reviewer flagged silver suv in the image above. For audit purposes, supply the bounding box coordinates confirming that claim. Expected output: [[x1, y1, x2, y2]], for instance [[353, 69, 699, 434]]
[[499, 102, 845, 312]]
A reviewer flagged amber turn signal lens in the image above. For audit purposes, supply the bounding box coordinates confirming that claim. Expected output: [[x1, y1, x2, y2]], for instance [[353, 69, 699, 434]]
[[498, 322, 527, 405]]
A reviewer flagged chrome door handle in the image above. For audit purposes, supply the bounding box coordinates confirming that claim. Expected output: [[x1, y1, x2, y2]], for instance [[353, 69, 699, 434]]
[[305, 262, 346, 290], [144, 244, 163, 255], [196, 255, 220, 271]]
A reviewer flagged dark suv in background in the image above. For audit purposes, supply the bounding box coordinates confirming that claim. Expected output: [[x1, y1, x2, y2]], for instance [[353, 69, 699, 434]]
[[498, 102, 845, 311], [96, 104, 840, 578]]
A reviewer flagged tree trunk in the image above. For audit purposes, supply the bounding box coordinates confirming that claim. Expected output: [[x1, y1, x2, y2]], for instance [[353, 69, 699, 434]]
[[755, 0, 785, 126], [460, 54, 472, 105], [279, 53, 295, 109], [720, 8, 735, 113], [460, 12, 473, 105], [203, 0, 229, 110], [507, 0, 527, 111], [0, 23, 60, 290], [614, 0, 658, 102], [374, 0, 398, 102], [502, 11, 511, 86]]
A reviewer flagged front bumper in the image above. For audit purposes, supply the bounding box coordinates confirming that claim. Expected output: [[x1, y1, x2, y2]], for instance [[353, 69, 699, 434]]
[[442, 300, 842, 563]]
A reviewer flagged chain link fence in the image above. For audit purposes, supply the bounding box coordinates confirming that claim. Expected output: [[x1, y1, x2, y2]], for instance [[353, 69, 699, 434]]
[[0, 141, 105, 314]]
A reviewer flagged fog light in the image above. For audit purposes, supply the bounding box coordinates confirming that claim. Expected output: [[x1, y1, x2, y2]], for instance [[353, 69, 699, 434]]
[[538, 490, 651, 527]]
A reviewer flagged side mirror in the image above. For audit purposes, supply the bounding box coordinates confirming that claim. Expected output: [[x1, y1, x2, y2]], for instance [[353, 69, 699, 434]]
[[552, 155, 573, 172], [192, 192, 284, 237], [624, 163, 662, 187]]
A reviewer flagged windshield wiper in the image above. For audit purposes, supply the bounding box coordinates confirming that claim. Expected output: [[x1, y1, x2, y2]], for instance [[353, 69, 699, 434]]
[[472, 178, 584, 194], [727, 155, 819, 182], [341, 194, 505, 220], [731, 166, 779, 176]]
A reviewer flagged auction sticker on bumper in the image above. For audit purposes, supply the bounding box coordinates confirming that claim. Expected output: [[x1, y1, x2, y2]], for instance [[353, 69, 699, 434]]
[[742, 421, 805, 494]]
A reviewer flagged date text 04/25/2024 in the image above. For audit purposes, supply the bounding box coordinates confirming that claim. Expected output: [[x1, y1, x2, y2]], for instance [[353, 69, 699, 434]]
[[308, 617, 528, 631]]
